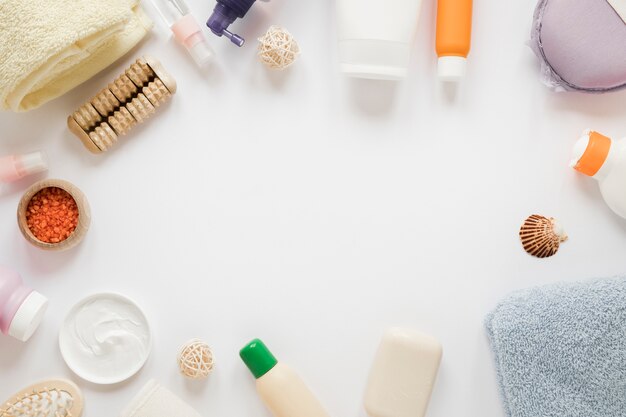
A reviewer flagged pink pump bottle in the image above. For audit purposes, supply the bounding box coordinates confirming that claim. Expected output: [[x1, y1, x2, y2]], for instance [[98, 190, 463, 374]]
[[0, 266, 48, 342], [0, 151, 48, 183]]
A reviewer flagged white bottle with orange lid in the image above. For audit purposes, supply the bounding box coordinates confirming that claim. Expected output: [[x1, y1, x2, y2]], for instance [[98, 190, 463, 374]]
[[571, 129, 626, 219]]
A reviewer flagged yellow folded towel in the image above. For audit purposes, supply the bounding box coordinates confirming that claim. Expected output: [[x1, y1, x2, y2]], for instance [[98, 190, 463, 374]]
[[0, 0, 153, 112]]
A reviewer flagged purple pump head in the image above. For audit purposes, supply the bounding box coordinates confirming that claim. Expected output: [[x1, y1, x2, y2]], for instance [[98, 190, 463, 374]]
[[207, 0, 257, 47]]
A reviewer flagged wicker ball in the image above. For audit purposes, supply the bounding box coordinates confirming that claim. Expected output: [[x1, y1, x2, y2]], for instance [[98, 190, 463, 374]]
[[258, 26, 300, 70], [177, 339, 214, 379]]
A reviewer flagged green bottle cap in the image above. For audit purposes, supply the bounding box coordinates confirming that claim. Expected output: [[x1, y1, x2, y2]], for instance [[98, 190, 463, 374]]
[[239, 338, 278, 379]]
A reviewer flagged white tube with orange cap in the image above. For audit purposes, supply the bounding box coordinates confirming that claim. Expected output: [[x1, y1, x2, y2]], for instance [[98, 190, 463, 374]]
[[571, 129, 626, 219], [436, 0, 473, 81]]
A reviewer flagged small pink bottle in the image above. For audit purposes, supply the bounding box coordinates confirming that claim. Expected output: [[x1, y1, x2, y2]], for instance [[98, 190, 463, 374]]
[[0, 151, 48, 183], [0, 266, 48, 342]]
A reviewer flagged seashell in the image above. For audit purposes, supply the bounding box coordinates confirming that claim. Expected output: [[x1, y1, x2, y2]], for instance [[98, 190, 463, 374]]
[[0, 379, 83, 417], [519, 214, 568, 258]]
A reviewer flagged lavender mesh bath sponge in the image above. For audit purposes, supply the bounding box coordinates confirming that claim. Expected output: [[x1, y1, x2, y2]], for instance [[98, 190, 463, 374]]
[[530, 0, 626, 92]]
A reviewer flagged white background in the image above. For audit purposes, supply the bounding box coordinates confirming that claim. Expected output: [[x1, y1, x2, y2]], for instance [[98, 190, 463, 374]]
[[2, 0, 626, 416]]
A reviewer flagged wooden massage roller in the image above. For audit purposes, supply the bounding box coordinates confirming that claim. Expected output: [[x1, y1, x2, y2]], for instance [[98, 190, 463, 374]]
[[67, 56, 176, 154]]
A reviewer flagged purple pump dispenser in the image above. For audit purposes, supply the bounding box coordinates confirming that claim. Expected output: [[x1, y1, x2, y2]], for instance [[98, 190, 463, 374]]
[[207, 0, 257, 47]]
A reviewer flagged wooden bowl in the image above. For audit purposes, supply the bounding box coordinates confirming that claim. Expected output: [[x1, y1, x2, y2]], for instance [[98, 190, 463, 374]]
[[17, 179, 91, 251]]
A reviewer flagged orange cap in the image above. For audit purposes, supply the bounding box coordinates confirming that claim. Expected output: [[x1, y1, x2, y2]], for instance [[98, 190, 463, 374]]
[[572, 131, 612, 177]]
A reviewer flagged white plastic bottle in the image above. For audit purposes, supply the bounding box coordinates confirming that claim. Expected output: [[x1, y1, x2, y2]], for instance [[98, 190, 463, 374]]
[[571, 130, 626, 219], [335, 0, 424, 80], [239, 338, 331, 417], [0, 265, 48, 342]]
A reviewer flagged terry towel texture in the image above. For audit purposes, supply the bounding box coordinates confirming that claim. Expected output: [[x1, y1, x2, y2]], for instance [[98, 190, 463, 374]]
[[0, 0, 152, 112], [485, 277, 626, 417], [120, 380, 202, 417]]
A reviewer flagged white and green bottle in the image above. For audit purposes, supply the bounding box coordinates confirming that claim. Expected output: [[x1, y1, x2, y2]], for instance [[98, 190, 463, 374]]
[[240, 338, 331, 417]]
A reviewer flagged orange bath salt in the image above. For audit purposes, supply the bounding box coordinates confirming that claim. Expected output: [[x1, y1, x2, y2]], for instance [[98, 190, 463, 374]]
[[26, 187, 79, 244]]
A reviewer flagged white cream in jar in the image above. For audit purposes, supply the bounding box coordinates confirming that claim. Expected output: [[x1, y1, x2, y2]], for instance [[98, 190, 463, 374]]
[[59, 293, 152, 385]]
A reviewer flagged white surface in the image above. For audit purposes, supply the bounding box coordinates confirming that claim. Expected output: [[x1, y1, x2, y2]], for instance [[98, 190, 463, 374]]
[[1, 0, 626, 416]]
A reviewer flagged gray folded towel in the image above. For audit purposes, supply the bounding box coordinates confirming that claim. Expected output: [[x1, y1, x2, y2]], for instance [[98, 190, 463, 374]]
[[485, 277, 626, 417]]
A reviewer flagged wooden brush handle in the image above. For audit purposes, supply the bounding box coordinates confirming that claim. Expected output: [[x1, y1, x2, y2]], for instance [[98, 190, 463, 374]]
[[1, 379, 83, 417]]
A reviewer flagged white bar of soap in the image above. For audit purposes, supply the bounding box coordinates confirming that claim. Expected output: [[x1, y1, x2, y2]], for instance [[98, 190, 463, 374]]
[[364, 328, 443, 417]]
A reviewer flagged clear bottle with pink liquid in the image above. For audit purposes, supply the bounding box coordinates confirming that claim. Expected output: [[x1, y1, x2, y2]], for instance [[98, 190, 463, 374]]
[[150, 0, 214, 66], [0, 266, 48, 342]]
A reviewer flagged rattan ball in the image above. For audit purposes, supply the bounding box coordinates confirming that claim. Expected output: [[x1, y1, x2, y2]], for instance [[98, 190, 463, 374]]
[[258, 26, 300, 70], [177, 339, 214, 379]]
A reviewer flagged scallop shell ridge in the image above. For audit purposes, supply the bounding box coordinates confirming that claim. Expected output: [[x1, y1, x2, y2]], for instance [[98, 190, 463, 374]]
[[519, 214, 568, 258]]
